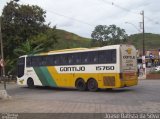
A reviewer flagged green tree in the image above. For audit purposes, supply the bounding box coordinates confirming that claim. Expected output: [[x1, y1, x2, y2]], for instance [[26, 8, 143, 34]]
[[5, 58, 17, 75], [91, 24, 128, 46], [1, 0, 49, 58], [14, 40, 44, 56], [30, 26, 58, 51], [1, 0, 57, 75]]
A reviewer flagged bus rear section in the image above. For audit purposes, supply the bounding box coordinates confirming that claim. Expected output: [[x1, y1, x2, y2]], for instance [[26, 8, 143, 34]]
[[120, 45, 138, 87]]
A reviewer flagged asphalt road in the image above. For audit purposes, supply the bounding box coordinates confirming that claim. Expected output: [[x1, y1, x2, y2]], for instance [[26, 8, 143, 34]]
[[0, 80, 160, 113]]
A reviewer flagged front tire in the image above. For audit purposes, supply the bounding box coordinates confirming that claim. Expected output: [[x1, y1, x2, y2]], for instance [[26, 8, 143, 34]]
[[75, 78, 87, 91], [27, 78, 34, 88], [87, 78, 98, 92]]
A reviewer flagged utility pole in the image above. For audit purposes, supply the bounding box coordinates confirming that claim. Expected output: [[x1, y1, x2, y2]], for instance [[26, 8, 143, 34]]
[[0, 16, 6, 89], [142, 11, 145, 56], [141, 10, 146, 79]]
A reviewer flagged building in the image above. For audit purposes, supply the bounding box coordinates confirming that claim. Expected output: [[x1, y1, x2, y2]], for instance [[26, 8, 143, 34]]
[[137, 49, 160, 67]]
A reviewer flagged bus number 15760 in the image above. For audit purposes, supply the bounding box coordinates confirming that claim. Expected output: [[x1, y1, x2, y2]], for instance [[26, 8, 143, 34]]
[[96, 66, 114, 71]]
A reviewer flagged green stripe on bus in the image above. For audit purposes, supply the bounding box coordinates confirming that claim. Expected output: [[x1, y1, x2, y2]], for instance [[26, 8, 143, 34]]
[[33, 67, 57, 87], [33, 67, 49, 86], [39, 67, 57, 87]]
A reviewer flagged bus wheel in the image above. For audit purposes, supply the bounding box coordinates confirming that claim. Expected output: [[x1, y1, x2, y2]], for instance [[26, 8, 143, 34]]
[[27, 78, 34, 88], [87, 78, 98, 92], [75, 78, 87, 91]]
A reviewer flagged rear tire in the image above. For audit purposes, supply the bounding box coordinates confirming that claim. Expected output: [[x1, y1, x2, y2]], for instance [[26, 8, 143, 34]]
[[87, 78, 98, 92], [27, 78, 34, 88], [75, 78, 87, 91]]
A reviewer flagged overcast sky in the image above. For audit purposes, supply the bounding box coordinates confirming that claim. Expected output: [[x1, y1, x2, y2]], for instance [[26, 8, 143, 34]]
[[0, 0, 160, 38]]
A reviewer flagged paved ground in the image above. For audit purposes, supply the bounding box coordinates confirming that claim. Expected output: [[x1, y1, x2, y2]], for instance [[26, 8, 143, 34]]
[[0, 80, 160, 113]]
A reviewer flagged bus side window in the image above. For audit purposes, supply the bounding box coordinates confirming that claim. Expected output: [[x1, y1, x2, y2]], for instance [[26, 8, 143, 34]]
[[68, 54, 74, 65], [60, 54, 68, 65], [31, 56, 38, 66], [54, 55, 60, 65], [105, 50, 112, 63], [46, 55, 54, 66], [111, 49, 116, 63], [98, 51, 106, 64], [26, 57, 32, 67], [74, 53, 81, 65], [90, 51, 98, 64], [36, 56, 40, 66], [40, 56, 47, 66], [17, 58, 25, 78], [98, 50, 116, 64], [81, 52, 89, 64]]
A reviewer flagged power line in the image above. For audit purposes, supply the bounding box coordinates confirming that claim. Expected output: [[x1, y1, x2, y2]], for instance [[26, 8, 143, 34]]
[[47, 10, 95, 27], [99, 0, 139, 15], [144, 16, 159, 24], [98, 0, 159, 25], [10, 0, 160, 27], [18, 1, 95, 27]]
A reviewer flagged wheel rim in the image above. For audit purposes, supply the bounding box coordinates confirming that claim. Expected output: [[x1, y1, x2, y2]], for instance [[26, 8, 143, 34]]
[[78, 82, 84, 88], [28, 79, 34, 87], [88, 79, 97, 91], [89, 81, 95, 89], [76, 79, 86, 91], [30, 80, 33, 86]]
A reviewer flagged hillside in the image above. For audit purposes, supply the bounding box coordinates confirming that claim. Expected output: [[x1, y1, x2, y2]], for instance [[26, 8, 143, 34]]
[[54, 29, 160, 51], [54, 29, 91, 49], [128, 33, 160, 50]]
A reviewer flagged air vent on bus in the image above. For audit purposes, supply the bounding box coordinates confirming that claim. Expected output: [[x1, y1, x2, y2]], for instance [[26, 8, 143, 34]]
[[103, 76, 115, 86]]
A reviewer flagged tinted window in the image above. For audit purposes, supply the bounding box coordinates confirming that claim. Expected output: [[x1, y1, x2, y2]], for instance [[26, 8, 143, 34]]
[[17, 57, 25, 78], [54, 55, 60, 65], [39, 56, 47, 66], [73, 53, 81, 64], [46, 55, 54, 66], [111, 49, 116, 63], [60, 54, 68, 65], [89, 51, 98, 64], [81, 52, 90, 64], [26, 57, 31, 67], [26, 49, 116, 67], [32, 56, 40, 66], [69, 53, 80, 65], [98, 49, 116, 64], [98, 51, 106, 63]]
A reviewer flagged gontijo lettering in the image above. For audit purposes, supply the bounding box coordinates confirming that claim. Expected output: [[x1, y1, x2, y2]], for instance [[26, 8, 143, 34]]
[[60, 66, 85, 72]]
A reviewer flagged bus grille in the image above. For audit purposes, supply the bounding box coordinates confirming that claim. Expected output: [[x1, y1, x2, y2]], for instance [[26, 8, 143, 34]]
[[103, 76, 115, 86]]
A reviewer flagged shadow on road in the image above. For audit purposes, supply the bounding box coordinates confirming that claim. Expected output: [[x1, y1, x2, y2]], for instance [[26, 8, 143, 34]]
[[100, 88, 135, 93], [21, 86, 135, 93]]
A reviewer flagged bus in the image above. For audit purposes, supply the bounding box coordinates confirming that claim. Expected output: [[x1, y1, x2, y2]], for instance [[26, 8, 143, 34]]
[[17, 44, 138, 91]]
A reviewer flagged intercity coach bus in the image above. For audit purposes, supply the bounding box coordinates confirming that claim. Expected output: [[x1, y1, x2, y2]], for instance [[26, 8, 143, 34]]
[[17, 44, 138, 91]]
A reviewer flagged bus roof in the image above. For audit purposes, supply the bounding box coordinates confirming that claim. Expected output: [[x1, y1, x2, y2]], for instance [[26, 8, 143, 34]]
[[48, 48, 88, 53], [19, 44, 134, 57], [46, 45, 120, 55]]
